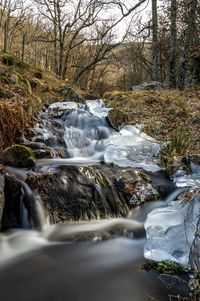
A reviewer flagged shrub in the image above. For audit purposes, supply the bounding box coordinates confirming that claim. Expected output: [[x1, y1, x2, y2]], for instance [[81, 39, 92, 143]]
[[2, 53, 15, 66]]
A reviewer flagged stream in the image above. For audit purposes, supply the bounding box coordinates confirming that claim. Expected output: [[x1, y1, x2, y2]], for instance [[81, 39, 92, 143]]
[[0, 99, 200, 300]]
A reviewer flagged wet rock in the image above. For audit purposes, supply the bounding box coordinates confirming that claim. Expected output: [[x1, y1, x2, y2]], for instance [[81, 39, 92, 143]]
[[1, 175, 22, 230], [182, 155, 200, 172], [0, 174, 5, 224], [132, 81, 165, 91], [32, 148, 54, 159], [26, 164, 161, 224], [0, 145, 36, 167], [60, 86, 85, 103]]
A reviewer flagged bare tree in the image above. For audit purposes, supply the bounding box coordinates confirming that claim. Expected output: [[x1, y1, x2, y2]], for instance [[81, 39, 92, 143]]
[[169, 0, 177, 88], [152, 0, 158, 81], [178, 0, 198, 89]]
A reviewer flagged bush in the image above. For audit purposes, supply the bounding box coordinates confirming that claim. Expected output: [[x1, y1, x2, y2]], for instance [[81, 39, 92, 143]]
[[2, 53, 15, 66]]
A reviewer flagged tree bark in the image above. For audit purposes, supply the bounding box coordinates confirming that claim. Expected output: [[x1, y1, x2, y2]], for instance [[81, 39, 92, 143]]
[[169, 0, 177, 88], [178, 0, 197, 90], [152, 0, 158, 81]]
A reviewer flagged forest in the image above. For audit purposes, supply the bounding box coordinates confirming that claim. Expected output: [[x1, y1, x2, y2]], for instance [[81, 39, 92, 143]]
[[0, 0, 199, 92]]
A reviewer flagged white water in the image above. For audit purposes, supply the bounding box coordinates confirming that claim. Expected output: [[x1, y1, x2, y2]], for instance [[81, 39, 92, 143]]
[[1, 100, 200, 271]]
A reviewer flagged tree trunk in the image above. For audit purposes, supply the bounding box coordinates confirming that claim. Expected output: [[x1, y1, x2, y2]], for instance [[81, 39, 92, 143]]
[[169, 0, 177, 88], [61, 53, 69, 80], [178, 0, 197, 90], [152, 0, 158, 81]]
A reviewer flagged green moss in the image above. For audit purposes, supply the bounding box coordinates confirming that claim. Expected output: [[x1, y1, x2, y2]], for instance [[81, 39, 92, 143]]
[[0, 145, 36, 167], [98, 179, 106, 188], [141, 260, 185, 274], [2, 53, 15, 66]]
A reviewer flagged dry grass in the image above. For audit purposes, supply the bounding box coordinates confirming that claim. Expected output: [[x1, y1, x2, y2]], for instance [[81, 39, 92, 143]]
[[103, 89, 200, 155], [0, 53, 72, 151]]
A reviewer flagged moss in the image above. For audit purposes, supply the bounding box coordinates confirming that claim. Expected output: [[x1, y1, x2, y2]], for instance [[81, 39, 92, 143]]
[[141, 260, 185, 275], [98, 179, 106, 188], [0, 86, 13, 98], [106, 108, 129, 130], [0, 145, 36, 167], [2, 53, 15, 66]]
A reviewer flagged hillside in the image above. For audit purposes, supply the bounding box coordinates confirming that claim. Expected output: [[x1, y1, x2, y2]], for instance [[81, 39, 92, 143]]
[[0, 53, 80, 151]]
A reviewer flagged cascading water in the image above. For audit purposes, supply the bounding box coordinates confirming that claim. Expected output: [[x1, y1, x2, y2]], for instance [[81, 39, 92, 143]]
[[0, 99, 199, 300]]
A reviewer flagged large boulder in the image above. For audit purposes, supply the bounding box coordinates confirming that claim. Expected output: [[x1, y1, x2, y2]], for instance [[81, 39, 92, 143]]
[[132, 81, 165, 91], [0, 145, 36, 167], [25, 163, 160, 224], [60, 86, 85, 103], [106, 108, 129, 131]]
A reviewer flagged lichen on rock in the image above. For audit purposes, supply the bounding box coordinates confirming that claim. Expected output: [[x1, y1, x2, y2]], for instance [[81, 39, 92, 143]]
[[0, 145, 36, 167]]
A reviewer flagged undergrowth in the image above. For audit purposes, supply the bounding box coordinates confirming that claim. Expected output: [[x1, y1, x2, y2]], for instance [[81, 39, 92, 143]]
[[158, 127, 191, 176]]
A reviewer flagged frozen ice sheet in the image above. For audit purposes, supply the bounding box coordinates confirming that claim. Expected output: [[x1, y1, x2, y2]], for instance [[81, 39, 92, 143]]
[[86, 99, 112, 118], [104, 125, 160, 172], [144, 196, 200, 266]]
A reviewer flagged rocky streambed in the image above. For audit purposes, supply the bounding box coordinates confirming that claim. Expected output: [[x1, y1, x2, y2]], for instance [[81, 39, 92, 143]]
[[0, 99, 199, 300]]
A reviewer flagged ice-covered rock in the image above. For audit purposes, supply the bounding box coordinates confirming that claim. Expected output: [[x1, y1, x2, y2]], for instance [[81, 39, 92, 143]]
[[86, 99, 112, 118], [173, 164, 200, 189], [144, 195, 200, 266], [104, 125, 161, 172], [49, 102, 79, 111]]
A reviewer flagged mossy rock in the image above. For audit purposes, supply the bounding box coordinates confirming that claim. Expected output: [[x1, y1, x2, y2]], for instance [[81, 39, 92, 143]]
[[0, 86, 13, 98], [141, 260, 185, 275], [60, 86, 85, 103], [106, 108, 129, 131], [23, 97, 40, 116], [2, 53, 15, 66], [0, 145, 36, 167]]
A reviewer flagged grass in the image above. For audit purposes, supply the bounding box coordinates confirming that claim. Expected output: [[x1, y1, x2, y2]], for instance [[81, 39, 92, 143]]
[[103, 89, 200, 157], [158, 127, 191, 176]]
